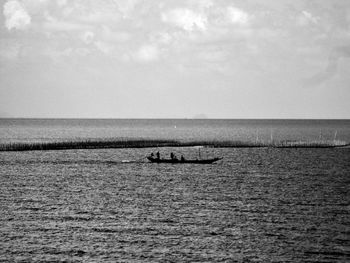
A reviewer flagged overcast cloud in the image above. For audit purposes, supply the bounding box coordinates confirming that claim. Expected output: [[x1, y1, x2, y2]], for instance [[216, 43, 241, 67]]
[[0, 0, 349, 118]]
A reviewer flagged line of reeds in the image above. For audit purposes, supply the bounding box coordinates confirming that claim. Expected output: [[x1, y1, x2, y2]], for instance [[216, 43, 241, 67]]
[[0, 139, 178, 151], [0, 138, 348, 151], [178, 139, 349, 148], [269, 139, 349, 148]]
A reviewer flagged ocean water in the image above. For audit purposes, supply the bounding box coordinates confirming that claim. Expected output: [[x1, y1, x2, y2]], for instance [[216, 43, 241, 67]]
[[0, 119, 349, 262], [1, 119, 350, 143]]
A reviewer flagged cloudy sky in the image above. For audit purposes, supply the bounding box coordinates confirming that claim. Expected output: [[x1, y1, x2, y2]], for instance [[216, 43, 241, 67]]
[[0, 0, 349, 118]]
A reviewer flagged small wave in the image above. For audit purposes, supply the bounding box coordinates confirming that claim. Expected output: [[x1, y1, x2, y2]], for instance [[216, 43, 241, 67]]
[[0, 160, 147, 166], [92, 228, 120, 233], [45, 248, 87, 257], [305, 251, 350, 257], [22, 207, 41, 212], [120, 160, 146, 163], [61, 216, 92, 222]]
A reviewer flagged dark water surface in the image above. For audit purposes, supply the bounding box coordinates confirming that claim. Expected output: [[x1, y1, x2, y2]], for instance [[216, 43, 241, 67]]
[[1, 147, 349, 262]]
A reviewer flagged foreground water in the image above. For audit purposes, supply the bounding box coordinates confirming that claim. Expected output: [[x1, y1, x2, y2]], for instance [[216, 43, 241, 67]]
[[1, 119, 350, 262], [1, 146, 349, 262]]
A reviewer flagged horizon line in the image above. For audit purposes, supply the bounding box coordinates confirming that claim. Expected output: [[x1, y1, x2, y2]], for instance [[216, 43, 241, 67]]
[[1, 117, 349, 121]]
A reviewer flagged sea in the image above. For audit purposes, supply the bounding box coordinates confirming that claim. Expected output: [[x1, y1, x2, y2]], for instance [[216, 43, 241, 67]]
[[0, 119, 349, 262]]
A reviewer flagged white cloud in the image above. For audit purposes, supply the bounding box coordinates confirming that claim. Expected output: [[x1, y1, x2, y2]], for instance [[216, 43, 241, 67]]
[[101, 26, 131, 43], [227, 6, 249, 25], [134, 44, 159, 62], [56, 0, 67, 7], [150, 32, 173, 45], [297, 11, 319, 26], [22, 0, 49, 11], [43, 12, 88, 31], [94, 41, 114, 54], [81, 31, 95, 44], [189, 0, 213, 10], [113, 0, 139, 18], [43, 20, 87, 31], [43, 47, 73, 63], [3, 0, 31, 30], [77, 10, 121, 24], [302, 11, 318, 24], [161, 8, 207, 31]]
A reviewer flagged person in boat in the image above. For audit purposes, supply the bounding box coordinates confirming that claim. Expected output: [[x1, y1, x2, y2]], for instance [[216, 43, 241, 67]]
[[156, 151, 160, 159], [170, 152, 178, 161], [181, 155, 185, 162]]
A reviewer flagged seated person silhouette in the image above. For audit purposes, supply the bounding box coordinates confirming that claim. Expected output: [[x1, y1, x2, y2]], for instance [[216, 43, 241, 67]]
[[170, 152, 178, 161]]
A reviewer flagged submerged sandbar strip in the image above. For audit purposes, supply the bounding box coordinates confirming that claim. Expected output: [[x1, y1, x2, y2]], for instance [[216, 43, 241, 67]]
[[0, 139, 349, 151]]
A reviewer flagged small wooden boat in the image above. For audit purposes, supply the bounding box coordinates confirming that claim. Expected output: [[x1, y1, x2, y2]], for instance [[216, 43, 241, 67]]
[[147, 156, 222, 164]]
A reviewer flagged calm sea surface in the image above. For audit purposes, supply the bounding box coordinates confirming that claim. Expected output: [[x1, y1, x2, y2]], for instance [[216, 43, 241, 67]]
[[1, 119, 350, 143], [0, 119, 349, 262]]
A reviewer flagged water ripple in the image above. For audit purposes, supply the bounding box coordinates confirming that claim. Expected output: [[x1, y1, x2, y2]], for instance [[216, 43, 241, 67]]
[[0, 147, 349, 262]]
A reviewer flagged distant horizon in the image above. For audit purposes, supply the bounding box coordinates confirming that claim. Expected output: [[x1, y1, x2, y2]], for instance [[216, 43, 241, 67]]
[[1, 117, 349, 121]]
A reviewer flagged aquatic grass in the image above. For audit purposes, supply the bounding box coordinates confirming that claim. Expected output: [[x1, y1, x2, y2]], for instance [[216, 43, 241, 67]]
[[0, 138, 348, 151], [178, 139, 349, 148], [271, 139, 349, 148], [0, 138, 178, 151]]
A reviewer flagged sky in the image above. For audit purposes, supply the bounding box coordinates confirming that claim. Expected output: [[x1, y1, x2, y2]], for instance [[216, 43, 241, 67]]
[[0, 0, 350, 119]]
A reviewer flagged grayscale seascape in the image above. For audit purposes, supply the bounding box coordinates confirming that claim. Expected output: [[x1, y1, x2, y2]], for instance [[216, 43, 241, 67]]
[[1, 119, 349, 262], [1, 0, 350, 262]]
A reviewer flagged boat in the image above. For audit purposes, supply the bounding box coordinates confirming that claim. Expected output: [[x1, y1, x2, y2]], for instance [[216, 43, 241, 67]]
[[147, 156, 222, 164]]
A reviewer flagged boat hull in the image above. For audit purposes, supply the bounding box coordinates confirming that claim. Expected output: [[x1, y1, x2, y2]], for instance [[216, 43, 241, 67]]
[[147, 156, 222, 164]]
